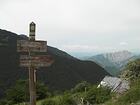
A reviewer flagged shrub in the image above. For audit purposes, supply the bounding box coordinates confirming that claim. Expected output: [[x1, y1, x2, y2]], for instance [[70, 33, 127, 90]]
[[41, 94, 76, 105], [84, 86, 111, 104], [121, 59, 140, 81], [41, 98, 56, 105], [57, 94, 76, 105], [71, 81, 91, 93], [6, 79, 49, 104], [36, 82, 50, 100]]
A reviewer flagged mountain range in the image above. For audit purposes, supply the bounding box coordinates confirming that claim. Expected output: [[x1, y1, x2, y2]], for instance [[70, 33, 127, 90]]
[[0, 29, 109, 98], [82, 51, 140, 76]]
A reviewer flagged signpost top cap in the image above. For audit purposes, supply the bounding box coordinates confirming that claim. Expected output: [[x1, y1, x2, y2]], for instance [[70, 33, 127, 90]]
[[30, 22, 36, 25]]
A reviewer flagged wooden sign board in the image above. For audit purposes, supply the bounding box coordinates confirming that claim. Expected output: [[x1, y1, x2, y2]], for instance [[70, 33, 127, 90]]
[[17, 40, 47, 52], [19, 55, 54, 67]]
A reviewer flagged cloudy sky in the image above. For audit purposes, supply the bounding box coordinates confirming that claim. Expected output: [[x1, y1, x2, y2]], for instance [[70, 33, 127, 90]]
[[0, 0, 140, 55]]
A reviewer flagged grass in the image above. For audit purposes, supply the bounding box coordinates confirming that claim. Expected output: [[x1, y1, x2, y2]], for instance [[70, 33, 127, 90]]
[[15, 100, 44, 105]]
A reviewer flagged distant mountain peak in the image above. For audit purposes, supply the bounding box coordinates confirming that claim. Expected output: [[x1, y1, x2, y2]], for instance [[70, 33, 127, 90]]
[[83, 50, 136, 76], [103, 50, 132, 56], [103, 50, 133, 63]]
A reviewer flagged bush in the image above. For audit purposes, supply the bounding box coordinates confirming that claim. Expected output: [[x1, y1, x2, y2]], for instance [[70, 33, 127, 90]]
[[71, 81, 91, 93], [84, 86, 111, 104], [6, 79, 49, 104], [41, 98, 56, 105], [0, 99, 14, 105], [57, 94, 76, 105], [121, 59, 140, 81], [6, 80, 28, 104], [36, 82, 51, 100], [41, 94, 76, 105], [0, 99, 7, 105]]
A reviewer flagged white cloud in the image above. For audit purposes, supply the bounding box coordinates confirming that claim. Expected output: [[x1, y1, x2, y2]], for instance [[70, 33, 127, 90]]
[[120, 42, 128, 46], [60, 44, 117, 53], [60, 45, 99, 52], [0, 0, 140, 53], [134, 38, 140, 41], [1, 0, 140, 34]]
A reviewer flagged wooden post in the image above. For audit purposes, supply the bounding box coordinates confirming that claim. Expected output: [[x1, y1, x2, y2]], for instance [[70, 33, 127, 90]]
[[29, 66, 36, 105], [17, 22, 53, 105], [29, 22, 36, 105], [28, 50, 36, 105]]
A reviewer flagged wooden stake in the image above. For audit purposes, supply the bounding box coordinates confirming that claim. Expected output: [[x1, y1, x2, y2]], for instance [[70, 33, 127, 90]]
[[29, 66, 36, 105]]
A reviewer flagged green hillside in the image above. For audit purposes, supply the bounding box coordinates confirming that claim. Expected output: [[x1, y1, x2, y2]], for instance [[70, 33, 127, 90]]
[[0, 29, 109, 100]]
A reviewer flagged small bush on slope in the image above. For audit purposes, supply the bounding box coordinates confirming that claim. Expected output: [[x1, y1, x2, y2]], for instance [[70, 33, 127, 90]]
[[41, 82, 111, 105], [121, 59, 140, 81], [41, 94, 76, 105], [5, 80, 49, 105], [84, 86, 111, 104]]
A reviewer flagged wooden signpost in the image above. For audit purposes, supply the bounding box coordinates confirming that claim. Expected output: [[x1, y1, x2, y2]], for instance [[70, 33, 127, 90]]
[[17, 22, 53, 105], [17, 40, 47, 52], [19, 55, 53, 67]]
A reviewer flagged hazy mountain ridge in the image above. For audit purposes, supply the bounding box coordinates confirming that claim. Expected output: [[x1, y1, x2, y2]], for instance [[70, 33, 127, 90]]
[[83, 51, 139, 76], [0, 29, 109, 98], [103, 51, 134, 67]]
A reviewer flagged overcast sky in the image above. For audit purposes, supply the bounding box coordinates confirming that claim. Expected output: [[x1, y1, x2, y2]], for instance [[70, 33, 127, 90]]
[[0, 0, 140, 55]]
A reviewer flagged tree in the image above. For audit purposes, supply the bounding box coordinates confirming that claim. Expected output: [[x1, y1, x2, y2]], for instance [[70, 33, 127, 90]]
[[121, 59, 140, 81], [6, 79, 49, 104]]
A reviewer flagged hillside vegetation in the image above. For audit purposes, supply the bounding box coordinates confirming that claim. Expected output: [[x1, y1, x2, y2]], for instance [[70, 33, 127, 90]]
[[0, 29, 140, 105], [40, 59, 140, 105], [104, 59, 140, 105], [19, 59, 140, 105], [0, 29, 109, 98]]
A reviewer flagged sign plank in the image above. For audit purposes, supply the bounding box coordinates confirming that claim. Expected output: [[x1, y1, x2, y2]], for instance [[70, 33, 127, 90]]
[[17, 40, 47, 52], [19, 55, 54, 67]]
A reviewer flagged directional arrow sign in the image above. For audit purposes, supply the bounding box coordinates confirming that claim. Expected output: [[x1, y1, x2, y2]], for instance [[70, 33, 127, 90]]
[[19, 55, 54, 67], [17, 40, 47, 52]]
